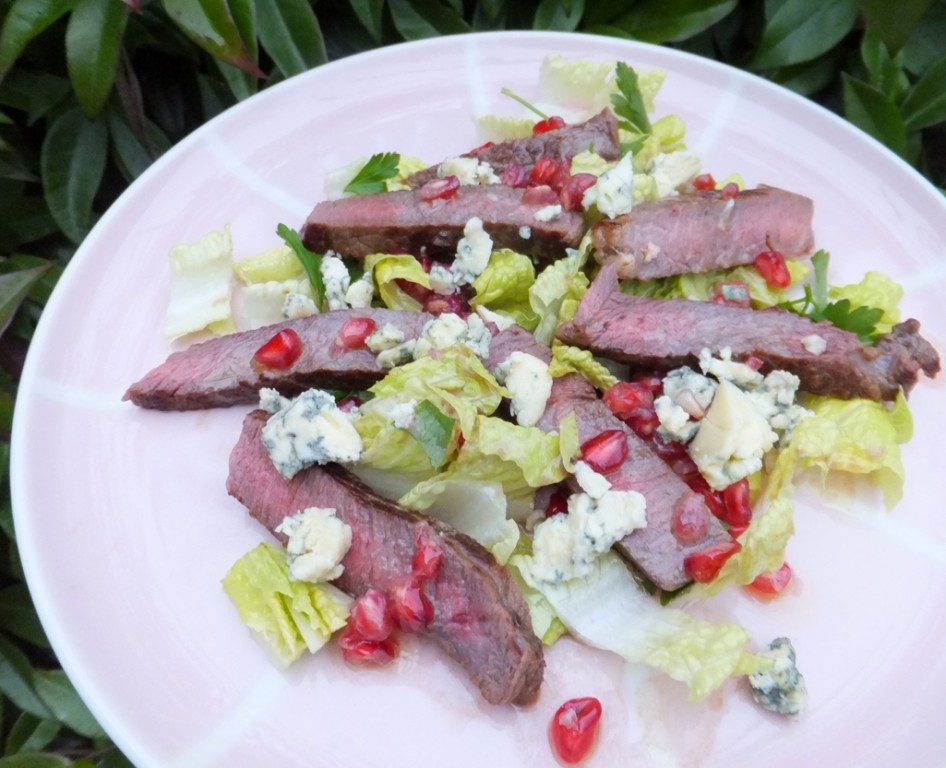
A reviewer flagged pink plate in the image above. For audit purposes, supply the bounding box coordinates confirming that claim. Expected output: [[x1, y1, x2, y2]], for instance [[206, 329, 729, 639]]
[[12, 31, 946, 768]]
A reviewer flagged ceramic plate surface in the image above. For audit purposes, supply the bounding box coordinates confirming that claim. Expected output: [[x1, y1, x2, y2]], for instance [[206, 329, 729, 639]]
[[12, 31, 946, 768]]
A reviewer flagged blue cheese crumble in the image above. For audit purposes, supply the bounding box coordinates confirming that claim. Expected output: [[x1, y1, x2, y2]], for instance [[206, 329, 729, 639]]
[[749, 637, 808, 718], [452, 217, 493, 286], [261, 389, 363, 478], [275, 507, 352, 583], [413, 313, 492, 360], [582, 152, 634, 219], [320, 254, 351, 311], [437, 156, 499, 186], [494, 352, 552, 427]]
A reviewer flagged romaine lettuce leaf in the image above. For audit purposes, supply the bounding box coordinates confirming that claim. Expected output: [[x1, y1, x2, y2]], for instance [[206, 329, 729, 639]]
[[165, 226, 234, 339], [222, 543, 352, 667], [530, 243, 591, 345], [470, 248, 539, 329], [549, 343, 619, 390], [363, 253, 430, 311]]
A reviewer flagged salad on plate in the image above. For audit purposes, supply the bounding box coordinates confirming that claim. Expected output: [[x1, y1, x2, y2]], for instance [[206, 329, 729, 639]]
[[123, 53, 940, 763]]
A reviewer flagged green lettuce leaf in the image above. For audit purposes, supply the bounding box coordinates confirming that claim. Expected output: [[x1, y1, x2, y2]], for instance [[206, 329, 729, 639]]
[[549, 344, 619, 391], [222, 543, 352, 667], [828, 270, 903, 335], [363, 253, 430, 311], [529, 244, 591, 345], [470, 248, 539, 328]]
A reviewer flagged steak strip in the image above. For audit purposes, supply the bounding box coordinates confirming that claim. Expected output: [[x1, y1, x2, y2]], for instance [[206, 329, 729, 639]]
[[537, 374, 731, 592], [556, 263, 940, 400], [405, 108, 622, 189], [228, 410, 544, 706], [301, 184, 584, 262], [590, 185, 815, 280]]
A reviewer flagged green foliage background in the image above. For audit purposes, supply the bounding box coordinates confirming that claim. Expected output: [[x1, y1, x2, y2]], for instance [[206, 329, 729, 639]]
[[0, 0, 943, 764]]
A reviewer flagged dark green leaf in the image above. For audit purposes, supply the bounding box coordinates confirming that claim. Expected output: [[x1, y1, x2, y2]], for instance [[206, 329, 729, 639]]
[[611, 62, 651, 134], [387, 0, 471, 39], [842, 73, 911, 160], [533, 0, 584, 31], [857, 0, 933, 56], [5, 712, 60, 754], [34, 670, 105, 739], [0, 632, 51, 719], [0, 71, 71, 124], [768, 51, 843, 97], [815, 299, 885, 343], [161, 0, 265, 76], [65, 0, 130, 117], [901, 1, 946, 74], [583, 0, 637, 26], [0, 262, 50, 336], [348, 0, 385, 41], [411, 400, 456, 469], [810, 249, 829, 311], [901, 55, 946, 132], [106, 106, 171, 182], [256, 0, 325, 78], [860, 27, 909, 101], [0, 754, 71, 767], [0, 585, 50, 648], [0, 196, 58, 249], [610, 0, 737, 43], [751, 0, 859, 69], [0, 0, 72, 75], [276, 223, 325, 309], [344, 152, 400, 195], [40, 107, 108, 244], [0, 136, 36, 182]]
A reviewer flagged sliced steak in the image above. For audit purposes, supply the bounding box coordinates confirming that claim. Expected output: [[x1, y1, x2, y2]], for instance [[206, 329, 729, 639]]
[[556, 264, 940, 400], [537, 374, 731, 592], [405, 108, 622, 188], [124, 310, 435, 410], [227, 410, 544, 706], [301, 185, 585, 262], [591, 185, 815, 280]]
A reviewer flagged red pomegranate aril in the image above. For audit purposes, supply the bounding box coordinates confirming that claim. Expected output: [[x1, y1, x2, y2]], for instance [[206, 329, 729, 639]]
[[720, 182, 740, 199], [522, 184, 560, 206], [710, 280, 751, 308], [419, 175, 461, 202], [337, 394, 362, 413], [533, 115, 566, 134], [500, 162, 528, 187], [684, 473, 725, 519], [651, 434, 698, 474], [683, 541, 742, 583], [754, 250, 792, 289], [745, 562, 793, 598], [253, 328, 303, 369], [412, 529, 444, 581], [394, 277, 433, 305], [338, 625, 399, 666], [348, 588, 394, 642], [423, 291, 470, 317], [633, 372, 664, 396], [549, 159, 573, 193], [603, 380, 654, 419], [529, 155, 558, 186], [624, 407, 659, 439], [670, 496, 710, 546], [692, 173, 716, 191], [545, 491, 569, 518], [549, 697, 603, 765], [728, 523, 749, 539], [391, 577, 434, 633], [559, 172, 597, 211], [719, 478, 753, 528], [580, 429, 629, 474], [468, 140, 495, 154], [744, 355, 764, 371], [336, 316, 377, 349]]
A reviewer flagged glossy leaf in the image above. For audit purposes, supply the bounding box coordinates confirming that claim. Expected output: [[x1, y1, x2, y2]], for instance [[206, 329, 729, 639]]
[[256, 0, 326, 77], [0, 71, 71, 124], [34, 670, 106, 739], [0, 584, 48, 648], [5, 712, 61, 754], [40, 107, 108, 244], [842, 73, 911, 160], [0, 0, 72, 75], [901, 55, 946, 132], [901, 1, 946, 74], [0, 136, 36, 182], [751, 0, 859, 69], [0, 197, 59, 248], [106, 107, 171, 181], [610, 0, 737, 43], [857, 0, 933, 56], [0, 263, 50, 336], [387, 0, 471, 39], [349, 0, 385, 41], [533, 0, 584, 31], [65, 0, 130, 117], [860, 27, 909, 101], [161, 0, 264, 77], [0, 632, 51, 719]]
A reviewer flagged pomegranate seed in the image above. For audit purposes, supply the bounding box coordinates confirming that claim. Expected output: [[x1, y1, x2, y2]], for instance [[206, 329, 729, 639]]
[[412, 528, 444, 581], [522, 184, 559, 206], [710, 280, 751, 308], [533, 115, 566, 134], [545, 491, 569, 518], [580, 429, 629, 474], [719, 478, 753, 528], [548, 159, 573, 193], [336, 394, 362, 413], [744, 356, 764, 371], [728, 523, 749, 539], [422, 291, 470, 316], [336, 316, 377, 349], [549, 697, 602, 765], [253, 328, 303, 369], [684, 473, 725, 519], [416, 255, 435, 273], [468, 140, 494, 155], [754, 250, 792, 289], [529, 155, 558, 186], [683, 541, 742, 583], [633, 372, 664, 396], [348, 588, 394, 642], [500, 162, 528, 187], [670, 495, 710, 546], [419, 175, 460, 202], [559, 172, 597, 211], [338, 624, 399, 666], [692, 173, 716, 191], [719, 182, 740, 199], [745, 562, 793, 598], [603, 380, 654, 419], [624, 407, 659, 439], [391, 578, 434, 633], [394, 277, 433, 305], [650, 434, 698, 476]]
